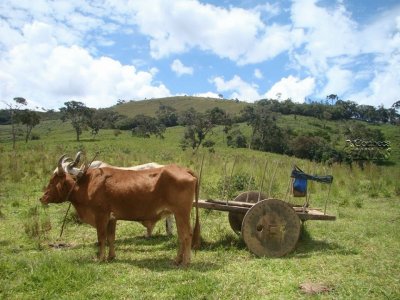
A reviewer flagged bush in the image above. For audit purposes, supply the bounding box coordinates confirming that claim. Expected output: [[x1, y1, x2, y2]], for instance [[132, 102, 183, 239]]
[[217, 173, 255, 199], [113, 129, 122, 137], [227, 129, 247, 148], [30, 133, 40, 140]]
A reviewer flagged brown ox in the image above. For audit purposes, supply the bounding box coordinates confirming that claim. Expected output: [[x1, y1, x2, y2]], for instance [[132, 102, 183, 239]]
[[61, 155, 174, 237], [42, 155, 200, 266]]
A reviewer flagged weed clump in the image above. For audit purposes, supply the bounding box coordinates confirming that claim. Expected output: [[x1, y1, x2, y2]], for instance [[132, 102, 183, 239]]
[[23, 206, 52, 249]]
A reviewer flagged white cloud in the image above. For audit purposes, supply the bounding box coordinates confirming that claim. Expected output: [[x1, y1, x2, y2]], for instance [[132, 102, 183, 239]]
[[238, 25, 304, 65], [1, 0, 400, 108], [132, 0, 264, 61], [265, 76, 316, 102], [193, 92, 220, 98], [290, 0, 360, 74], [289, 0, 400, 106], [348, 54, 400, 107], [319, 66, 354, 98], [212, 75, 261, 101], [253, 3, 281, 17], [0, 22, 170, 109], [171, 59, 193, 76], [254, 69, 263, 79]]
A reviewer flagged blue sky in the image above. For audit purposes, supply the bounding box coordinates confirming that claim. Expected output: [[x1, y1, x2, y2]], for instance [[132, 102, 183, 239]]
[[0, 0, 399, 110]]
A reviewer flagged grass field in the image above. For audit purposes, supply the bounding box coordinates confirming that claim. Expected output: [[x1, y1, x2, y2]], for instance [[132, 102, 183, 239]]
[[0, 118, 399, 299]]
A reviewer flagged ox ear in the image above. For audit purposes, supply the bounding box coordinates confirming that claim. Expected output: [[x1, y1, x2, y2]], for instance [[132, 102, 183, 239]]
[[57, 154, 68, 175], [66, 161, 85, 179]]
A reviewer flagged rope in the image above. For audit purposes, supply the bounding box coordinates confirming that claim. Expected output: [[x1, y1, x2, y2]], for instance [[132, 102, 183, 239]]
[[59, 180, 78, 238]]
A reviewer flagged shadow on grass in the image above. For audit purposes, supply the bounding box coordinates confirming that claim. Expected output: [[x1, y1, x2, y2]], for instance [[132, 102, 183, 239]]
[[70, 249, 221, 272], [0, 239, 11, 247], [111, 257, 221, 272], [199, 233, 246, 252], [115, 235, 176, 251], [295, 227, 359, 257]]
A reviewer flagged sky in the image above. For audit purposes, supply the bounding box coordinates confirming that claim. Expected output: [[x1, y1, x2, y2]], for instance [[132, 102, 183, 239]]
[[1, 0, 399, 110]]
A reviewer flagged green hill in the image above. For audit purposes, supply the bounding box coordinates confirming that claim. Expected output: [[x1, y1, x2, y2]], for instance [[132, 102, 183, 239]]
[[1, 96, 398, 163], [111, 96, 248, 117]]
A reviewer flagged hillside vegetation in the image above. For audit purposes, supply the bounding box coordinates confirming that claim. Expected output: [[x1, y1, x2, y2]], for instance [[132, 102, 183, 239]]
[[111, 96, 249, 117]]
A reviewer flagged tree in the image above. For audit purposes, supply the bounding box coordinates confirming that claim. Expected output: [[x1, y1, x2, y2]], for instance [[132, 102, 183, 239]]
[[3, 97, 27, 149], [290, 136, 328, 162], [87, 109, 121, 139], [156, 104, 178, 127], [326, 94, 338, 105], [392, 100, 400, 110], [227, 128, 247, 148], [343, 122, 385, 141], [60, 101, 91, 141], [17, 110, 41, 142], [241, 103, 288, 153], [131, 114, 165, 138], [179, 108, 218, 153]]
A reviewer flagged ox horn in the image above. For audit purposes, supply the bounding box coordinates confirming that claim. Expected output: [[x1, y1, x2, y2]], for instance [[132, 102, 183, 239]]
[[71, 151, 83, 167], [57, 154, 68, 175]]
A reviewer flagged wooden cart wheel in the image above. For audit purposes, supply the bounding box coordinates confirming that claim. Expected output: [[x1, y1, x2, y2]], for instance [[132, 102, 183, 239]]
[[241, 198, 301, 257], [228, 191, 267, 235]]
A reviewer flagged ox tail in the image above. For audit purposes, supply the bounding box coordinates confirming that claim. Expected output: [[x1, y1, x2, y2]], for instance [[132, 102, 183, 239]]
[[191, 175, 201, 250]]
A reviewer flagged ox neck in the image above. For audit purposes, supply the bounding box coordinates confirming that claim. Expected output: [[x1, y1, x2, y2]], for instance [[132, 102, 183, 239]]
[[62, 174, 84, 203]]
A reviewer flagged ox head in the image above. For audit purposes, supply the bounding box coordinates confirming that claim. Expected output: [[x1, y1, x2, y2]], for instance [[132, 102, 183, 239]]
[[41, 154, 79, 205]]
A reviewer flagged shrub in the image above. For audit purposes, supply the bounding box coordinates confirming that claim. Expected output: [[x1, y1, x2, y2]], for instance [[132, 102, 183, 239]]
[[30, 133, 40, 140], [217, 173, 256, 199], [113, 129, 122, 137], [227, 129, 247, 148]]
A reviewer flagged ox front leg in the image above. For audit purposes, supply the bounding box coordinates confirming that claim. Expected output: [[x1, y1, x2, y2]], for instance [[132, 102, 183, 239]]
[[107, 218, 117, 261], [95, 215, 109, 261], [174, 214, 192, 267]]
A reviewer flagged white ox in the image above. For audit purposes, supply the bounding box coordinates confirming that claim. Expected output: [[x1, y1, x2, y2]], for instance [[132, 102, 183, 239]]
[[56, 154, 174, 237]]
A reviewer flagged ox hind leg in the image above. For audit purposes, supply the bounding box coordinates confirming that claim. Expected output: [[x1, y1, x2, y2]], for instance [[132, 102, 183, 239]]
[[173, 212, 192, 266]]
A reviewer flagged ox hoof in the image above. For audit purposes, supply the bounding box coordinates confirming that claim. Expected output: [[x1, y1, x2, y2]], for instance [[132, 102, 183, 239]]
[[107, 255, 116, 261], [174, 257, 189, 267], [96, 255, 107, 262]]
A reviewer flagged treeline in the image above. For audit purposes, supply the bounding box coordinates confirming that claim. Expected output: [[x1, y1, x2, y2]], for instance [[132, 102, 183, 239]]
[[244, 97, 400, 124], [113, 100, 392, 165]]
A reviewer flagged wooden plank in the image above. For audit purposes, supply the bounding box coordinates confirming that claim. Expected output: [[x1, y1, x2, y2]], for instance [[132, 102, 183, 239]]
[[195, 200, 249, 213], [200, 199, 255, 208], [194, 199, 336, 221], [297, 209, 336, 221]]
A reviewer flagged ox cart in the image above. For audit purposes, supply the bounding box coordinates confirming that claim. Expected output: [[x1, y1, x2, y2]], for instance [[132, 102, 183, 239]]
[[194, 166, 336, 257]]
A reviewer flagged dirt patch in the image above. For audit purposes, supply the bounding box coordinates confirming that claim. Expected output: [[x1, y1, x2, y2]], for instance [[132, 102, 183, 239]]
[[300, 282, 333, 295]]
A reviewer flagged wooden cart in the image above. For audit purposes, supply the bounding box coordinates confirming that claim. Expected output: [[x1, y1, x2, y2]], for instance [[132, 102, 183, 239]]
[[194, 167, 336, 257]]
